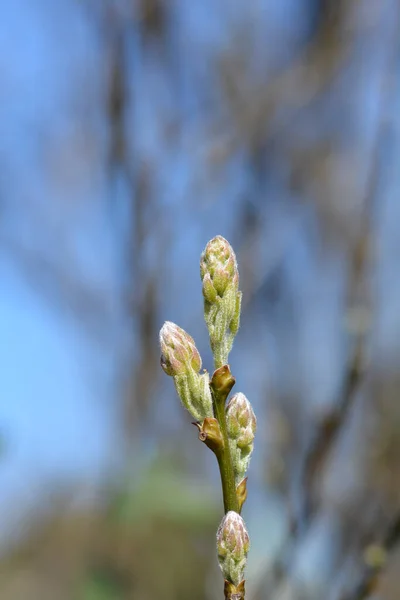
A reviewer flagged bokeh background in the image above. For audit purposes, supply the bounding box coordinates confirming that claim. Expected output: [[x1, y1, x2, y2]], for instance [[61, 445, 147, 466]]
[[1, 1, 400, 599]]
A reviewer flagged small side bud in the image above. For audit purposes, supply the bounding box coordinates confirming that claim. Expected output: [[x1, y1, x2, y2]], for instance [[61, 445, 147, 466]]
[[194, 417, 224, 454], [226, 393, 256, 483], [224, 580, 245, 600], [211, 365, 236, 399], [236, 477, 248, 513], [217, 511, 250, 586], [159, 322, 213, 421], [200, 236, 242, 368]]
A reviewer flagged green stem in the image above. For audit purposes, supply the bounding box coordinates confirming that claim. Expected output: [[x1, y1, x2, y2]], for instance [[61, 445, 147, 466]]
[[211, 383, 239, 514]]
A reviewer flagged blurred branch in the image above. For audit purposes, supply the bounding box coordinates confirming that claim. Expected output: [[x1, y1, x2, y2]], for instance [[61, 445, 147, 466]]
[[252, 3, 400, 598], [218, 0, 356, 156], [135, 0, 166, 39], [299, 0, 400, 531], [339, 512, 400, 600], [106, 8, 167, 434], [299, 236, 370, 529]]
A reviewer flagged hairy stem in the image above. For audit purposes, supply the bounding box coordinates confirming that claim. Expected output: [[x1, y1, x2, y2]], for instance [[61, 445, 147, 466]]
[[213, 345, 225, 370]]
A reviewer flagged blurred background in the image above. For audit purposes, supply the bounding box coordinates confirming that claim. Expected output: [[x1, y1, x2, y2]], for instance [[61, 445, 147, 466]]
[[0, 1, 400, 599]]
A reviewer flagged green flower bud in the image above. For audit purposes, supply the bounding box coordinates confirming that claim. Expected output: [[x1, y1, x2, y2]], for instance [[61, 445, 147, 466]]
[[159, 322, 213, 421], [200, 236, 242, 368], [200, 236, 238, 292], [216, 511, 250, 586], [226, 393, 256, 483]]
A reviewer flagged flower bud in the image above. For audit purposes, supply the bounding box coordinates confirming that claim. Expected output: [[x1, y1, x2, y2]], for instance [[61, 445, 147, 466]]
[[216, 511, 250, 586], [200, 236, 242, 368], [160, 321, 202, 376], [200, 236, 238, 293], [159, 322, 213, 421], [226, 393, 256, 483]]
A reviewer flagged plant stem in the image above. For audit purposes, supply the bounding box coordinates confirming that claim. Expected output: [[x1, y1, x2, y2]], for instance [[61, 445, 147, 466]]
[[211, 375, 239, 514]]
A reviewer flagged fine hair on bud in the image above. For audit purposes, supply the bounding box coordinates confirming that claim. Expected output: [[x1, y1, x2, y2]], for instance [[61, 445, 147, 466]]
[[160, 321, 202, 376], [226, 393, 256, 484], [159, 321, 213, 420], [200, 236, 242, 368], [216, 511, 250, 586]]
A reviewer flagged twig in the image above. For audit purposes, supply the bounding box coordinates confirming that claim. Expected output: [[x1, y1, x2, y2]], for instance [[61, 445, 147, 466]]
[[210, 367, 239, 514]]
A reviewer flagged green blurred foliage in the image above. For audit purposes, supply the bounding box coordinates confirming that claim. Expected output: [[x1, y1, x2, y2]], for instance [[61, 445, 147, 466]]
[[0, 453, 220, 600]]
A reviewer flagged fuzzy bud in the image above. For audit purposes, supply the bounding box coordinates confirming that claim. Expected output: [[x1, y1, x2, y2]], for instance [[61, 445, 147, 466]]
[[200, 236, 242, 368], [159, 322, 213, 421], [226, 393, 256, 483], [160, 321, 202, 376], [217, 511, 250, 586]]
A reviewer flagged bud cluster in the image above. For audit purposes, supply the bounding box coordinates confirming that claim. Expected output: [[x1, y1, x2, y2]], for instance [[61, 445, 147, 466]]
[[226, 393, 257, 485], [200, 236, 242, 368], [160, 321, 213, 421], [217, 511, 250, 586], [159, 236, 256, 599]]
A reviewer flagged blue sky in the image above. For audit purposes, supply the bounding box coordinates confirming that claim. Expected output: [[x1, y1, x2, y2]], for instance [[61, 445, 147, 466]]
[[0, 0, 116, 542], [1, 3, 400, 584]]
